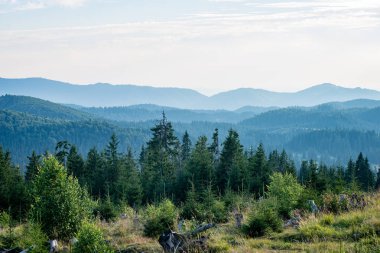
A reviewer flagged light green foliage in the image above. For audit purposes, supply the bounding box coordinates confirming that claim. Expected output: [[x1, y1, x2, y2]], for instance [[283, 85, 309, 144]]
[[73, 221, 114, 253], [30, 156, 92, 240], [267, 172, 304, 217], [143, 199, 177, 238], [18, 223, 48, 253], [0, 211, 10, 228]]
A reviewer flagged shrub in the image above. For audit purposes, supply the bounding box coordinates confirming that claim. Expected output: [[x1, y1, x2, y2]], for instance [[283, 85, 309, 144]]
[[209, 200, 228, 223], [243, 198, 283, 237], [143, 199, 177, 238], [18, 223, 48, 253], [0, 211, 10, 229], [93, 196, 117, 222], [73, 221, 114, 253], [267, 172, 304, 217], [29, 156, 93, 240]]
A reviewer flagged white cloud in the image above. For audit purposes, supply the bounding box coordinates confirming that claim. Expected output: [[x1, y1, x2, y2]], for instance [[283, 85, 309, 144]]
[[0, 0, 87, 12]]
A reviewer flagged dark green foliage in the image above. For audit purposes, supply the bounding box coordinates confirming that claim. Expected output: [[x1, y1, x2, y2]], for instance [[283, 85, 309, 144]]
[[94, 195, 117, 222], [115, 149, 142, 207], [143, 199, 177, 238], [25, 151, 41, 182], [216, 129, 246, 193], [67, 145, 85, 178], [243, 198, 283, 237], [376, 169, 380, 190], [355, 153, 375, 191], [249, 143, 270, 195], [0, 147, 27, 218], [181, 131, 192, 163], [140, 113, 180, 202], [185, 136, 214, 193]]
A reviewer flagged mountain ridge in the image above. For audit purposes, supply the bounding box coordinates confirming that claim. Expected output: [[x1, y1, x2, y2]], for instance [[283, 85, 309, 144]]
[[1, 77, 380, 110]]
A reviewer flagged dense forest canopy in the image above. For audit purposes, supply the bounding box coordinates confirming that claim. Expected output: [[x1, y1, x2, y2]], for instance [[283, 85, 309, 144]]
[[1, 95, 380, 168]]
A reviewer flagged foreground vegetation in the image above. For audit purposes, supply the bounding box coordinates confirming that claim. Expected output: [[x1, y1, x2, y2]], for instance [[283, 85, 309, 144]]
[[0, 114, 379, 252]]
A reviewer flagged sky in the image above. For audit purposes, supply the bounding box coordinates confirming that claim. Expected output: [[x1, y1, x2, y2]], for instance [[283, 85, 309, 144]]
[[0, 0, 380, 95]]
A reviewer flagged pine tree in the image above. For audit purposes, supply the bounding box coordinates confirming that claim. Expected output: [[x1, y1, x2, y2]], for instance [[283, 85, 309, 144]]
[[25, 151, 41, 182]]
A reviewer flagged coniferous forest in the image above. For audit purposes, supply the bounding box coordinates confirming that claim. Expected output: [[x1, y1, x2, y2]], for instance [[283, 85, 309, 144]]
[[1, 113, 379, 252]]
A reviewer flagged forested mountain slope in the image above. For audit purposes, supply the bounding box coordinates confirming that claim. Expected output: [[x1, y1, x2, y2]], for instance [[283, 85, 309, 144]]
[[1, 95, 380, 167]]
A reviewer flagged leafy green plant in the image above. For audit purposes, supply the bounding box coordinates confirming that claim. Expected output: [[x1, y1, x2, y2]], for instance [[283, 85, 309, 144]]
[[73, 221, 114, 253], [267, 172, 303, 217], [18, 223, 48, 253], [243, 198, 283, 237], [29, 156, 93, 240], [143, 199, 177, 238]]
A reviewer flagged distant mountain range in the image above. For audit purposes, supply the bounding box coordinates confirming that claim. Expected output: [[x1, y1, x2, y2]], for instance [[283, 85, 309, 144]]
[[1, 77, 380, 109]]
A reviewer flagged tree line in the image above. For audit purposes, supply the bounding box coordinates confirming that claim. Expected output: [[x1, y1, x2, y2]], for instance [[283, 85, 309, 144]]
[[1, 113, 379, 219]]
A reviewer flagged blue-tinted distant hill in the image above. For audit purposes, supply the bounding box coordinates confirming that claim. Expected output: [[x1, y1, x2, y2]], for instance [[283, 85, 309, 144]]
[[2, 78, 380, 109], [0, 94, 91, 121], [0, 77, 208, 109]]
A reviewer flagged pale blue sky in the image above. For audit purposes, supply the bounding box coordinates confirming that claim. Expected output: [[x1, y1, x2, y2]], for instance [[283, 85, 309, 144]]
[[1, 0, 380, 95]]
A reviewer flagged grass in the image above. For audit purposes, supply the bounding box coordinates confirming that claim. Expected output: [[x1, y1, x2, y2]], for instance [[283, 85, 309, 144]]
[[1, 193, 379, 252]]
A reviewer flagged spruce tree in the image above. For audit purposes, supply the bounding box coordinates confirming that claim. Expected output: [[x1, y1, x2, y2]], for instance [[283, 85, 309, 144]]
[[216, 129, 245, 194], [249, 143, 269, 195], [67, 145, 85, 181], [25, 150, 41, 182]]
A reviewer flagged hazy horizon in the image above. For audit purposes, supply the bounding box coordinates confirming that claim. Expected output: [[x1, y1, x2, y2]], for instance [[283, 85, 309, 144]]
[[1, 0, 380, 95]]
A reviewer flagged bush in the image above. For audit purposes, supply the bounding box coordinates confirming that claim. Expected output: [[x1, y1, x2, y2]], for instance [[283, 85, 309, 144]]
[[243, 198, 283, 237], [18, 223, 48, 253], [0, 211, 10, 229], [30, 156, 93, 240], [93, 196, 117, 222], [143, 199, 177, 238], [73, 222, 114, 253], [267, 172, 303, 217], [209, 200, 228, 223]]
